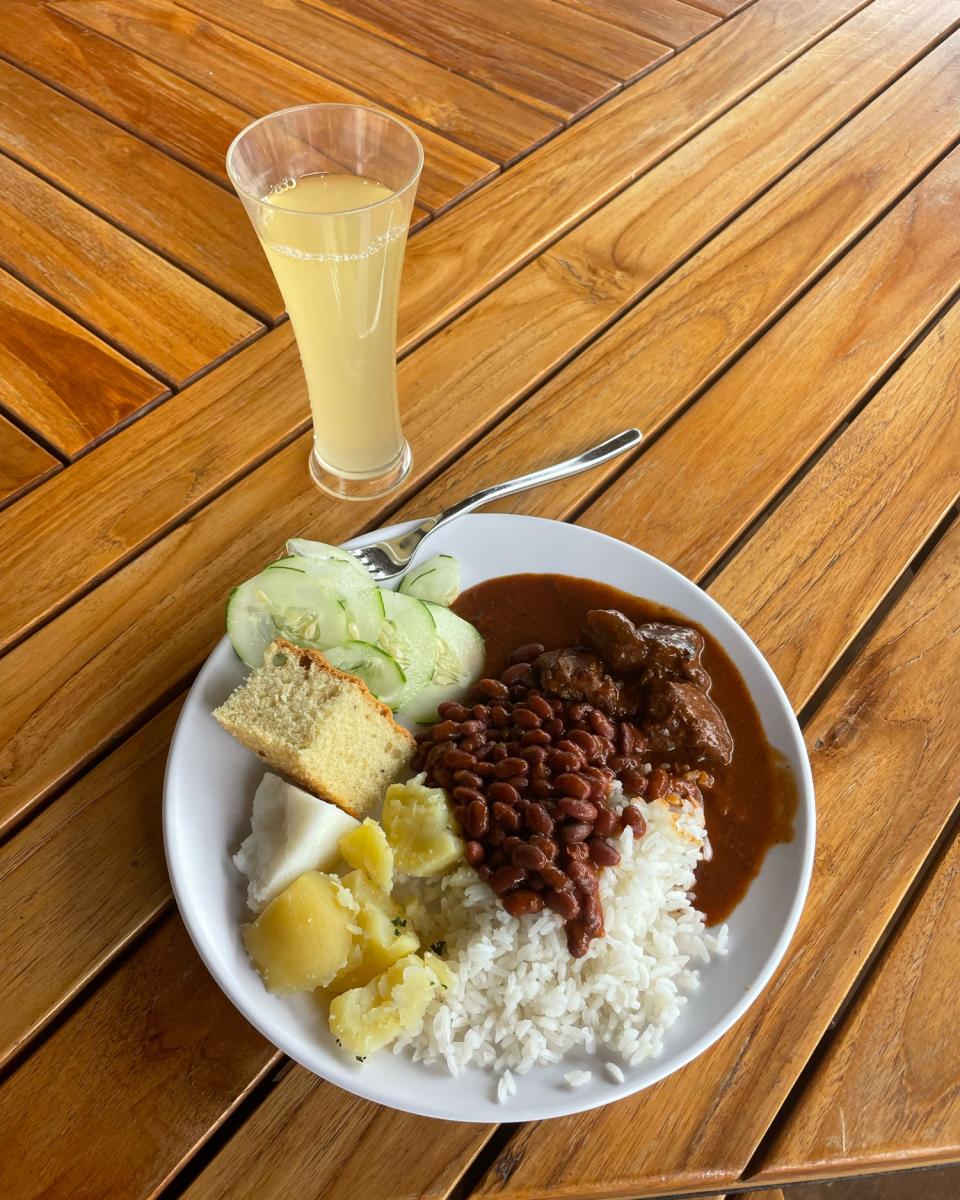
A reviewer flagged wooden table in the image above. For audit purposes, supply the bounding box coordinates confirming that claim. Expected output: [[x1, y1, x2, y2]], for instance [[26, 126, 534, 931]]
[[1, 0, 958, 1196]]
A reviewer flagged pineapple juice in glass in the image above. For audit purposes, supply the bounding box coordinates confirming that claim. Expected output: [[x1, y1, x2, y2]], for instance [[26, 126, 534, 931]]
[[227, 105, 422, 499]]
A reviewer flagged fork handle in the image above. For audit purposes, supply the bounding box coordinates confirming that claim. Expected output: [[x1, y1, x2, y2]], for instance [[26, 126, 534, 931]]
[[433, 428, 643, 528]]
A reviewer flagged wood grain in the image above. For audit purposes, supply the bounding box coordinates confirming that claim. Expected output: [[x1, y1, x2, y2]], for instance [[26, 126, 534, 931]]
[[397, 0, 880, 347], [177, 0, 560, 161], [468, 309, 960, 1200], [0, 416, 59, 505], [0, 0, 253, 183], [0, 915, 276, 1200], [0, 0, 937, 653], [50, 0, 497, 212], [289, 0, 625, 116], [305, 0, 669, 82], [581, 148, 960, 579], [0, 704, 177, 1068], [751, 831, 960, 1183], [388, 29, 960, 530], [0, 151, 262, 383], [554, 0, 718, 48], [0, 57, 281, 320], [0, 266, 167, 456]]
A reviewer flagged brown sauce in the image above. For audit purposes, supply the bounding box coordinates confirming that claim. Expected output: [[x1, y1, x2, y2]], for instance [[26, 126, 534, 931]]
[[453, 573, 797, 923]]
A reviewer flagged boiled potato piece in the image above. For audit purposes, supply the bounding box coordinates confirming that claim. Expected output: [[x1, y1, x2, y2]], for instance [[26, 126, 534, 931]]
[[329, 954, 441, 1058], [339, 819, 394, 893], [423, 950, 455, 990], [382, 774, 463, 877], [326, 869, 419, 995], [243, 870, 357, 994]]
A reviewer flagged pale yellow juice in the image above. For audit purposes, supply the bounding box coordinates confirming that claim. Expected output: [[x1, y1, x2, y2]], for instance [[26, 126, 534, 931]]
[[256, 173, 408, 476]]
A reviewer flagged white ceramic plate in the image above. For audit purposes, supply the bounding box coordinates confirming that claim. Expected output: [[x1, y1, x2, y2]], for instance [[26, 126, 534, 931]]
[[164, 514, 815, 1123]]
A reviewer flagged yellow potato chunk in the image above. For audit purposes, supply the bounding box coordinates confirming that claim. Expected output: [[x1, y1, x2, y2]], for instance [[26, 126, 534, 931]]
[[339, 818, 394, 893], [382, 775, 463, 877], [423, 950, 455, 991], [243, 870, 357, 994], [326, 869, 419, 995], [329, 954, 440, 1058]]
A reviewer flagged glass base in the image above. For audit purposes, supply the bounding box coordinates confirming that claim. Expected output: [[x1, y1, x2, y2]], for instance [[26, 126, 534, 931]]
[[308, 440, 412, 501]]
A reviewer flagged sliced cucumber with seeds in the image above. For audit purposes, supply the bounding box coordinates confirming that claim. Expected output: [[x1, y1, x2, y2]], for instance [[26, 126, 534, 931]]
[[376, 589, 438, 708], [400, 602, 485, 724], [322, 642, 406, 707], [398, 554, 460, 606], [285, 538, 373, 581]]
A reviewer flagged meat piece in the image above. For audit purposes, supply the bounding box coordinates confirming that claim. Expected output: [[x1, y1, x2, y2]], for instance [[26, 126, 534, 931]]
[[583, 610, 710, 689], [642, 680, 733, 765], [535, 648, 626, 715]]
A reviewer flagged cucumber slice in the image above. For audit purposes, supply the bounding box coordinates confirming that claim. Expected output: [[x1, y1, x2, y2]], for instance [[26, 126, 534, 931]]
[[401, 603, 485, 724], [399, 554, 460, 605], [322, 641, 406, 707], [375, 589, 438, 708], [285, 537, 373, 582]]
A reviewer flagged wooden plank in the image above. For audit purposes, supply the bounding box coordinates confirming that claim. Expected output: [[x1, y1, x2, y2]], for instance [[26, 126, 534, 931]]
[[176, 0, 561, 160], [581, 151, 960, 580], [0, 0, 253, 184], [396, 0, 882, 348], [287, 0, 626, 115], [49, 0, 497, 212], [0, 0, 937, 652], [0, 915, 276, 1200], [385, 29, 960, 534], [468, 308, 960, 1200], [303, 0, 670, 82], [691, 0, 753, 14], [0, 58, 281, 321], [0, 416, 59, 505], [750, 830, 960, 1183], [553, 0, 719, 48], [6, 323, 959, 1200], [0, 152, 262, 384], [0, 704, 177, 1068], [0, 267, 167, 457]]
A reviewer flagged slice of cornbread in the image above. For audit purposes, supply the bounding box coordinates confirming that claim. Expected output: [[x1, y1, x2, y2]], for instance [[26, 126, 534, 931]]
[[214, 638, 414, 819]]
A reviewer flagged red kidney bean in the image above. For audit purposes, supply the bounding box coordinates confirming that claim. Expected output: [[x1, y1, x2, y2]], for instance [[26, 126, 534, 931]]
[[488, 781, 520, 806], [568, 859, 598, 894], [525, 803, 554, 835], [470, 704, 491, 723], [489, 705, 510, 727], [492, 802, 521, 831], [452, 785, 484, 806], [520, 745, 548, 767], [453, 770, 483, 789], [647, 767, 671, 799], [581, 893, 603, 935], [622, 805, 647, 836], [567, 729, 599, 756], [431, 720, 458, 741], [475, 678, 509, 701], [495, 757, 528, 779], [487, 824, 505, 846], [506, 777, 529, 795], [587, 710, 615, 739], [548, 749, 581, 773], [460, 734, 482, 753], [453, 804, 469, 828], [503, 889, 544, 917], [559, 821, 593, 844], [566, 920, 590, 958], [616, 722, 635, 755], [541, 863, 569, 890], [438, 701, 469, 722], [563, 841, 590, 861], [476, 863, 493, 882], [507, 642, 545, 665], [587, 778, 609, 806], [444, 747, 475, 770], [466, 800, 489, 838], [531, 835, 558, 861], [512, 843, 548, 871], [622, 767, 649, 796], [487, 744, 509, 763], [513, 707, 541, 729], [526, 694, 554, 720], [521, 728, 551, 746], [555, 772, 591, 801], [474, 761, 495, 779], [502, 662, 534, 685], [464, 840, 485, 865], [545, 888, 580, 920], [490, 865, 526, 895], [557, 797, 599, 822], [543, 718, 565, 738], [593, 807, 617, 838], [588, 838, 621, 867]]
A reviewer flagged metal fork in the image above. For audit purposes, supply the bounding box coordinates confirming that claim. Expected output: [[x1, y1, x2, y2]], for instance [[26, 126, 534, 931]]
[[343, 428, 643, 580]]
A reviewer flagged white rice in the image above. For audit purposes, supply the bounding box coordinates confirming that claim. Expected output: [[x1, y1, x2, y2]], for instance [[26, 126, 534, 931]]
[[564, 1069, 592, 1088], [604, 1061, 625, 1084], [395, 792, 728, 1084]]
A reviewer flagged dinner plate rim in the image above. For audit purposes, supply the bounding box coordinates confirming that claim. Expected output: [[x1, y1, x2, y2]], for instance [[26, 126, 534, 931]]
[[164, 513, 815, 1122]]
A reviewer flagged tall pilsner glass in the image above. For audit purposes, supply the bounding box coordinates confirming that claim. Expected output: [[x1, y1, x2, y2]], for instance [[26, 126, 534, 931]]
[[227, 105, 423, 500]]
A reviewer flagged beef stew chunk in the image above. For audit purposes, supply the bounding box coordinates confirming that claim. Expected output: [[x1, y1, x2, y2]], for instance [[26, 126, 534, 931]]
[[643, 680, 733, 765], [584, 609, 710, 688], [534, 648, 623, 714]]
